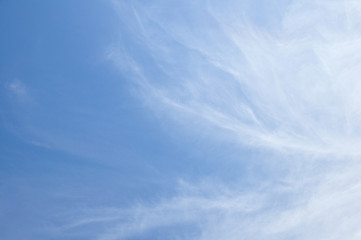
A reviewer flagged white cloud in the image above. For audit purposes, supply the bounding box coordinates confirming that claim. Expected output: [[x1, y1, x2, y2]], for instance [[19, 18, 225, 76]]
[[109, 0, 361, 156], [7, 79, 28, 100], [70, 0, 361, 239], [61, 163, 361, 239]]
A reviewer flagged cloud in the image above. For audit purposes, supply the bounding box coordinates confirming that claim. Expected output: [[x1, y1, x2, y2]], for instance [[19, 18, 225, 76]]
[[61, 163, 361, 240], [58, 0, 361, 239], [109, 0, 361, 156], [6, 79, 28, 101]]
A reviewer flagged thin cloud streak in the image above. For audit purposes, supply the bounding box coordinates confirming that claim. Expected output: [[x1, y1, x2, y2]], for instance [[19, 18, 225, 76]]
[[110, 0, 361, 156], [63, 0, 361, 239], [62, 162, 361, 240]]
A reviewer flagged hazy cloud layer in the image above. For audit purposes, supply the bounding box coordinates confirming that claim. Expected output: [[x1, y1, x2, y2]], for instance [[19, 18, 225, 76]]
[[64, 161, 361, 240], [63, 0, 361, 239], [110, 0, 361, 156]]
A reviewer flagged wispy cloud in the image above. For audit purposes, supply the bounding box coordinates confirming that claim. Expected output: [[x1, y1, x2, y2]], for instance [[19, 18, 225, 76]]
[[62, 163, 361, 240], [110, 0, 361, 156], [64, 0, 361, 239], [6, 79, 29, 102]]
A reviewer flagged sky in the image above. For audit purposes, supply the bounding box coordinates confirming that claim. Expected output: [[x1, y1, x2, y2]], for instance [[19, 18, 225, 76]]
[[2, 0, 361, 239]]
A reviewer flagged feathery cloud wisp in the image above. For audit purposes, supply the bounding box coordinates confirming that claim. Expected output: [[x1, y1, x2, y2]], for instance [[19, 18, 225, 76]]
[[110, 0, 361, 156], [63, 0, 361, 239]]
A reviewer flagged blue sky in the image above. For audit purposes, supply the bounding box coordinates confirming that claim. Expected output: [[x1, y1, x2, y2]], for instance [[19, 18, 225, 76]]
[[2, 0, 361, 239]]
